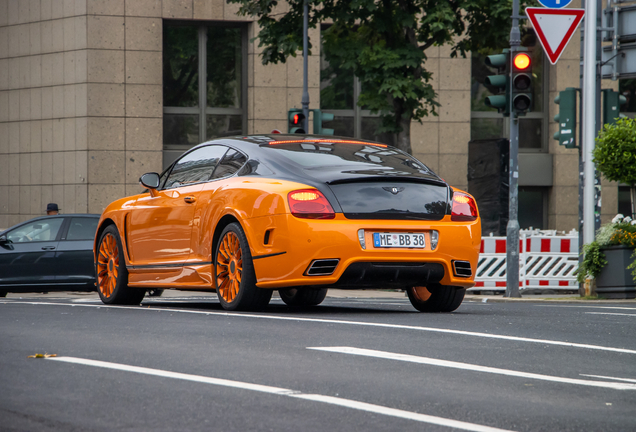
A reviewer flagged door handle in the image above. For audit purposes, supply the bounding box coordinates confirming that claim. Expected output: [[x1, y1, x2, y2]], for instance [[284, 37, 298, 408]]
[[184, 196, 196, 204], [41, 246, 56, 250]]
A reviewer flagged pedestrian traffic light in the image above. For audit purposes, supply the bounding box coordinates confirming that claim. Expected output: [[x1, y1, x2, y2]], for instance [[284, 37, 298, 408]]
[[312, 109, 335, 135], [511, 50, 532, 116], [484, 50, 510, 116], [288, 109, 306, 134], [553, 87, 577, 149], [602, 89, 627, 126]]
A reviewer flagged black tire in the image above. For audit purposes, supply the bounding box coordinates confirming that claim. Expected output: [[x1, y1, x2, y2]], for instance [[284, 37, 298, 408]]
[[214, 223, 272, 311], [406, 284, 465, 312], [147, 288, 164, 297], [279, 288, 328, 307], [0, 290, 7, 297], [95, 225, 145, 305]]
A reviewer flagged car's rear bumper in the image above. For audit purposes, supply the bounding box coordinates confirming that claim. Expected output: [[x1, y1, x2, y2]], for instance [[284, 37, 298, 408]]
[[245, 213, 480, 290]]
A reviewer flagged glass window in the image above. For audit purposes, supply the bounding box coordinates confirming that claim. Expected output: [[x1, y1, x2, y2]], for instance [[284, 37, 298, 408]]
[[619, 79, 636, 115], [320, 27, 393, 146], [165, 145, 228, 189], [519, 187, 547, 229], [163, 24, 245, 150], [7, 218, 64, 243], [207, 27, 242, 109], [618, 186, 633, 217], [471, 118, 504, 141], [163, 26, 199, 108], [163, 114, 199, 146], [211, 149, 247, 179], [66, 218, 98, 241]]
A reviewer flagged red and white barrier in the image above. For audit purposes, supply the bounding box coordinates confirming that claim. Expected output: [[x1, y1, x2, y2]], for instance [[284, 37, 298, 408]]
[[472, 233, 579, 292]]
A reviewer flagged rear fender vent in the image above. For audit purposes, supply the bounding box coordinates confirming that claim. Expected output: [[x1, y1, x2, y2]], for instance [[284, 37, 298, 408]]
[[452, 260, 472, 278], [306, 259, 340, 276]]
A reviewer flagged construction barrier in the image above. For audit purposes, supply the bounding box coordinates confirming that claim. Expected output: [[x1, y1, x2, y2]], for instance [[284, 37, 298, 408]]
[[471, 231, 579, 292]]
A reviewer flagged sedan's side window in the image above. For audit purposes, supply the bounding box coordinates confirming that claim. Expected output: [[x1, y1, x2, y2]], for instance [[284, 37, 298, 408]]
[[165, 145, 228, 189], [66, 218, 99, 241], [6, 219, 64, 243], [211, 149, 248, 180]]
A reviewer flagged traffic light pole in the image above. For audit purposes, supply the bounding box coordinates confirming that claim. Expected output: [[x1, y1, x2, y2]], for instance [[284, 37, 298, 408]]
[[505, 0, 521, 298], [582, 0, 598, 255], [301, 0, 310, 133]]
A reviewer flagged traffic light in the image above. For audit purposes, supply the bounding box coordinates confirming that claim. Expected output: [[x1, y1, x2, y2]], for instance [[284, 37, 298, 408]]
[[288, 109, 306, 134], [511, 50, 532, 116], [553, 87, 577, 149], [312, 109, 335, 135], [602, 89, 627, 126], [484, 50, 510, 116]]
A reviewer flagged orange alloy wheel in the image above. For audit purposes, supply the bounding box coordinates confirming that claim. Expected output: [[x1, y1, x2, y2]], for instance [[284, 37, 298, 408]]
[[412, 286, 432, 302], [216, 231, 243, 303], [97, 233, 120, 298]]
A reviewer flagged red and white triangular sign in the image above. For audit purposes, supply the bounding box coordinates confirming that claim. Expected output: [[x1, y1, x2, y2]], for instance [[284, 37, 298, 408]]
[[526, 7, 585, 65]]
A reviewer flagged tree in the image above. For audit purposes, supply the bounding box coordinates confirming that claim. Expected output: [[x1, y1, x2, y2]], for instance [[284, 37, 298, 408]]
[[593, 117, 636, 218], [228, 0, 533, 153]]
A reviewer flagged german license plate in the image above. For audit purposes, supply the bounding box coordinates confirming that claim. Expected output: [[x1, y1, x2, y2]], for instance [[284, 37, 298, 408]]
[[373, 232, 426, 248]]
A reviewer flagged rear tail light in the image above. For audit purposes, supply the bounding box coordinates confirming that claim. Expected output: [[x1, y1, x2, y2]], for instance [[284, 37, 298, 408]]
[[288, 189, 335, 219], [451, 192, 478, 221]]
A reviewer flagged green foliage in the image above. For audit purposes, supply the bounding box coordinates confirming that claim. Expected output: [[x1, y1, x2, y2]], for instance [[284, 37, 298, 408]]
[[577, 242, 607, 284], [593, 117, 636, 185], [629, 249, 636, 283], [227, 0, 537, 152], [579, 214, 636, 283]]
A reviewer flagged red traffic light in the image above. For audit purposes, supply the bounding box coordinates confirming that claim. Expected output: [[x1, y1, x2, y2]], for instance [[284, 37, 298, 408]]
[[513, 53, 531, 70], [293, 114, 301, 125]]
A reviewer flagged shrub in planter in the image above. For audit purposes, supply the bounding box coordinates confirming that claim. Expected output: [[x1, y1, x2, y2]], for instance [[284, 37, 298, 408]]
[[593, 117, 636, 217], [578, 214, 636, 298]]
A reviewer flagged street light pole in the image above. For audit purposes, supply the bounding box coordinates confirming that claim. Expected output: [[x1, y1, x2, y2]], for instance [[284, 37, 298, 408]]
[[506, 0, 521, 298], [302, 0, 310, 133]]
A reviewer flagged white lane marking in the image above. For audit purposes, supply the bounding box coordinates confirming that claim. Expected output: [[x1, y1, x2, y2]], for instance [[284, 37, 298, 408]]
[[538, 305, 636, 311], [580, 374, 636, 384], [47, 356, 513, 432], [585, 312, 636, 317], [308, 347, 636, 391], [3, 300, 636, 355]]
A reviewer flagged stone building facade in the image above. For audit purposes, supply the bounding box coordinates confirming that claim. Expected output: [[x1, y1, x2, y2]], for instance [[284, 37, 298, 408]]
[[0, 0, 619, 231]]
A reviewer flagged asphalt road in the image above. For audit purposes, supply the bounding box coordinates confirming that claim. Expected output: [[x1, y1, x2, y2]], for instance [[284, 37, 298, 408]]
[[1, 290, 635, 432]]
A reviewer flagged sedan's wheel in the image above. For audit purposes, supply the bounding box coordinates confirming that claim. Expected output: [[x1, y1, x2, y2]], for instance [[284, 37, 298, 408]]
[[215, 223, 272, 311], [96, 226, 145, 305], [279, 288, 328, 307], [407, 284, 465, 312]]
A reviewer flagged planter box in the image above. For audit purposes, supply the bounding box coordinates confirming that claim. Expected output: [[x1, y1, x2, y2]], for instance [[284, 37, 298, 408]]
[[595, 245, 636, 299]]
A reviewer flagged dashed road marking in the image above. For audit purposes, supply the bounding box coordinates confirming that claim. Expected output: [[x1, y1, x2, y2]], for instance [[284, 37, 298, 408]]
[[309, 347, 636, 391], [47, 356, 514, 432]]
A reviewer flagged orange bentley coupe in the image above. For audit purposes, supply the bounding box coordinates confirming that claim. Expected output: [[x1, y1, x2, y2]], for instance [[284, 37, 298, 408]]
[[94, 135, 480, 312]]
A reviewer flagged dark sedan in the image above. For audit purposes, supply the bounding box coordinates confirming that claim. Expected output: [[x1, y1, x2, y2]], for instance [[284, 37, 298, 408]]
[[0, 214, 100, 296]]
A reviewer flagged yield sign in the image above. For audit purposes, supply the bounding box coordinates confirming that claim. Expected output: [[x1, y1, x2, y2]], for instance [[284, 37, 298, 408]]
[[526, 7, 585, 65]]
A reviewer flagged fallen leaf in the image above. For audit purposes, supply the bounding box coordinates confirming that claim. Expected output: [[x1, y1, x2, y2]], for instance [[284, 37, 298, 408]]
[[28, 353, 57, 359]]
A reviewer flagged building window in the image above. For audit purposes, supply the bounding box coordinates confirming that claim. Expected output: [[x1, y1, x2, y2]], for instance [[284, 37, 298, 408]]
[[519, 187, 548, 229], [320, 30, 394, 145], [163, 23, 247, 168], [470, 30, 548, 151]]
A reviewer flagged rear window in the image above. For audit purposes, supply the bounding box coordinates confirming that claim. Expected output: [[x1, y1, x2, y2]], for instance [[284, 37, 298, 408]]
[[265, 142, 433, 175]]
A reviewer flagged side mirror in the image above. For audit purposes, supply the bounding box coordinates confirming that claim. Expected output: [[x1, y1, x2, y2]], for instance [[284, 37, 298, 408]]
[[0, 234, 10, 245], [139, 172, 160, 197]]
